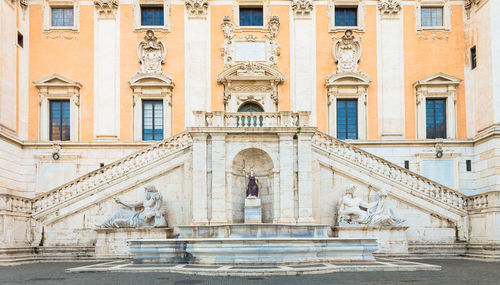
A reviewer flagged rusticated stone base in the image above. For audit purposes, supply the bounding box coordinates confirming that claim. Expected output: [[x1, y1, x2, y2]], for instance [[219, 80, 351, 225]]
[[333, 225, 409, 255], [94, 228, 174, 258]]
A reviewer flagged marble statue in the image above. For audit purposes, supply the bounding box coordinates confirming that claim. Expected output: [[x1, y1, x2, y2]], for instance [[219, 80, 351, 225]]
[[337, 184, 404, 226], [246, 170, 259, 198], [100, 185, 167, 228]]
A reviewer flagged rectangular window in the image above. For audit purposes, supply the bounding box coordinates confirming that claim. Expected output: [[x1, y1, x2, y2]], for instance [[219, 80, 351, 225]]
[[471, 46, 477, 70], [421, 7, 443, 27], [143, 100, 163, 141], [239, 7, 263, 27], [466, 160, 472, 172], [337, 99, 358, 140], [141, 7, 164, 26], [17, 31, 23, 48], [50, 100, 70, 141], [426, 98, 447, 139], [51, 7, 74, 27], [335, 7, 357, 27]]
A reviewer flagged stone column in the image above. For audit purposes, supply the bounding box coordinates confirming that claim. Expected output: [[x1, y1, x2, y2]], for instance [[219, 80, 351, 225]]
[[278, 133, 296, 223], [291, 1, 316, 125], [185, 0, 210, 126], [297, 132, 314, 224], [377, 1, 404, 139], [93, 1, 120, 141], [192, 133, 209, 225], [210, 133, 227, 224]]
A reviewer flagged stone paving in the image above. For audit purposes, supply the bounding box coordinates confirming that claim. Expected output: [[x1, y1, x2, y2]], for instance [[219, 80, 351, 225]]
[[0, 259, 499, 284]]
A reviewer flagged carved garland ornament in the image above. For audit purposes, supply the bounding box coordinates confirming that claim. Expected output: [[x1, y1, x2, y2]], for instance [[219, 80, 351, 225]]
[[94, 0, 119, 18], [185, 0, 209, 17], [378, 0, 401, 16], [291, 0, 314, 17]]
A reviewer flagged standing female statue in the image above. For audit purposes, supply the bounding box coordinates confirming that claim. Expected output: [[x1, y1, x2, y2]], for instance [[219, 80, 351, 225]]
[[100, 185, 167, 228], [246, 170, 259, 198]]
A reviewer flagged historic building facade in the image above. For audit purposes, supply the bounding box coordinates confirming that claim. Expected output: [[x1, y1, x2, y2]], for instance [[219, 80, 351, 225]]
[[0, 0, 499, 261]]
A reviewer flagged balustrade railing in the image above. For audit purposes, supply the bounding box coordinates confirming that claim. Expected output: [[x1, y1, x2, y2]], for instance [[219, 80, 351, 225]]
[[32, 132, 193, 215], [312, 132, 468, 212], [0, 194, 32, 213], [193, 111, 310, 128]]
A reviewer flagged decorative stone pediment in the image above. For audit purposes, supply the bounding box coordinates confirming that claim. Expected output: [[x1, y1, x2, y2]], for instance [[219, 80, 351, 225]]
[[221, 16, 281, 68], [326, 72, 370, 87], [129, 73, 174, 88], [185, 0, 209, 18], [413, 72, 462, 87], [292, 0, 314, 18], [94, 0, 119, 19], [378, 0, 402, 17]]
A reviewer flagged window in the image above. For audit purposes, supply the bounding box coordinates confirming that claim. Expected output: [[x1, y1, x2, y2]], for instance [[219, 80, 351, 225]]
[[17, 32, 23, 48], [51, 7, 74, 27], [426, 98, 446, 139], [337, 99, 358, 140], [335, 7, 357, 27], [141, 6, 164, 26], [466, 160, 472, 172], [143, 100, 163, 141], [50, 100, 70, 141], [421, 7, 443, 27], [471, 46, 477, 70], [239, 7, 263, 27], [238, 103, 264, 112]]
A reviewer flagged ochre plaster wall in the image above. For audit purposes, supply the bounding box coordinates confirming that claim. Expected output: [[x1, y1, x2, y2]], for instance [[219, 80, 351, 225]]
[[271, 5, 290, 111], [28, 5, 94, 141], [403, 5, 466, 139]]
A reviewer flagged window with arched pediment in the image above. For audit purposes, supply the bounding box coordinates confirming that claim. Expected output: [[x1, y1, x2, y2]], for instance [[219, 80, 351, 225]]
[[238, 103, 264, 112]]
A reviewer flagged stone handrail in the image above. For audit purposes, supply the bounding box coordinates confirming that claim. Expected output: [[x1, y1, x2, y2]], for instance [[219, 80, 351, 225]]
[[467, 192, 500, 211], [0, 194, 32, 214], [32, 132, 193, 215], [312, 132, 468, 212], [193, 111, 311, 128]]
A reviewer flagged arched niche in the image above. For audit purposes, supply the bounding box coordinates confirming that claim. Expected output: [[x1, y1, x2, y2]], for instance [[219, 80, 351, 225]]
[[230, 148, 275, 223]]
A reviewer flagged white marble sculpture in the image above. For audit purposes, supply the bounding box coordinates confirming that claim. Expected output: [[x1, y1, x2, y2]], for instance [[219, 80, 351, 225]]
[[333, 29, 362, 74], [100, 185, 167, 228], [137, 30, 166, 74], [337, 184, 404, 226]]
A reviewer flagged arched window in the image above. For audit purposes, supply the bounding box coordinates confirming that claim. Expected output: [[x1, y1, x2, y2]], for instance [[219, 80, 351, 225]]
[[238, 102, 264, 112]]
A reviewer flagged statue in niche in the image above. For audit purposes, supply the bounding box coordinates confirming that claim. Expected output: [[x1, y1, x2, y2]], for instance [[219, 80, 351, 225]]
[[137, 30, 166, 74], [337, 184, 404, 226], [242, 161, 259, 197], [100, 185, 167, 228]]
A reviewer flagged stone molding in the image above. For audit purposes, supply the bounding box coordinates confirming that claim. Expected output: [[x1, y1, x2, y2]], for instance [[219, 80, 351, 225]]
[[42, 0, 80, 39], [33, 73, 82, 141], [378, 0, 401, 17], [291, 0, 314, 18], [414, 0, 451, 40], [328, 0, 366, 33], [413, 72, 461, 139], [185, 0, 208, 18], [94, 0, 118, 19]]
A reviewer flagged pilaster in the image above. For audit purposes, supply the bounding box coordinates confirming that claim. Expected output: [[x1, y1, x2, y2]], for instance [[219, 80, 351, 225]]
[[210, 133, 227, 224], [192, 133, 209, 225], [278, 133, 296, 224], [297, 132, 314, 224]]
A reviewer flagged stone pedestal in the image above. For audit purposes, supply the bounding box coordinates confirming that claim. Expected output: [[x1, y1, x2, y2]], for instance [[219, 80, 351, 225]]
[[244, 197, 262, 224], [94, 228, 174, 258], [333, 225, 409, 255]]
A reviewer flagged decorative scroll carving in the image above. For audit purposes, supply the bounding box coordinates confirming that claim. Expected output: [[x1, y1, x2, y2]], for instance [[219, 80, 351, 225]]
[[291, 0, 314, 17], [185, 0, 209, 17], [378, 0, 401, 16], [237, 62, 266, 76], [137, 30, 166, 75], [94, 0, 119, 19], [267, 15, 280, 40], [333, 30, 362, 74]]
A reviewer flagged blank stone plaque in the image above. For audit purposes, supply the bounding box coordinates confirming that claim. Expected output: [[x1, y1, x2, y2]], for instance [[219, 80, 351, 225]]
[[235, 42, 266, 62]]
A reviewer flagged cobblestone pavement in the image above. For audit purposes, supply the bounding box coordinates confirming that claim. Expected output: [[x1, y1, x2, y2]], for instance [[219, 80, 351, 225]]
[[0, 259, 498, 285]]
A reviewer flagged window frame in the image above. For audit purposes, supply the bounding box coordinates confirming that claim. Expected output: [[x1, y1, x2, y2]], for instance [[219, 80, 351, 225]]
[[140, 5, 165, 27], [334, 7, 358, 27], [43, 1, 80, 32], [425, 98, 447, 139], [239, 6, 264, 27], [415, 0, 451, 32], [51, 6, 74, 27], [49, 100, 71, 141], [336, 99, 358, 140], [328, 0, 366, 33], [233, 0, 270, 31], [142, 100, 164, 141], [420, 6, 443, 28], [133, 0, 171, 31]]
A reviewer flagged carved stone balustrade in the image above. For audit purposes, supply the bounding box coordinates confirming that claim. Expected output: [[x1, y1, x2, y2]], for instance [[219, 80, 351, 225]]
[[192, 111, 311, 128], [467, 192, 500, 212], [0, 194, 32, 214]]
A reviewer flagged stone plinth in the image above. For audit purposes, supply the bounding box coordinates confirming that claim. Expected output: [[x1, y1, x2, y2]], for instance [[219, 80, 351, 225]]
[[244, 197, 262, 224], [95, 228, 173, 258], [128, 237, 378, 264], [333, 225, 409, 255]]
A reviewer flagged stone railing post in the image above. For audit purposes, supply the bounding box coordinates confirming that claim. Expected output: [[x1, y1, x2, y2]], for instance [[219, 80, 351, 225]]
[[212, 111, 225, 127], [192, 111, 207, 127]]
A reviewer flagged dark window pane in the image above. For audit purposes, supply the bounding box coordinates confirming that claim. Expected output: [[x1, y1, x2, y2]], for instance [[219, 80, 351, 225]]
[[337, 99, 358, 140], [421, 7, 443, 27], [426, 99, 446, 139], [237, 103, 264, 112], [143, 100, 164, 141], [141, 7, 164, 26], [240, 7, 263, 26], [335, 7, 357, 27], [471, 46, 477, 69], [50, 100, 70, 141], [52, 8, 73, 27]]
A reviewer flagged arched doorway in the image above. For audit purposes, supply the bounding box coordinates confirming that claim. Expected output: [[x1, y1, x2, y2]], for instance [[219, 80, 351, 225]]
[[237, 102, 264, 112]]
